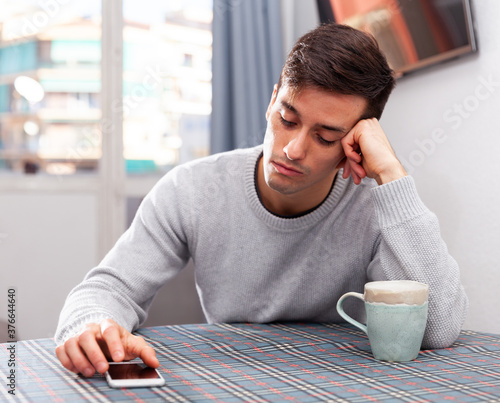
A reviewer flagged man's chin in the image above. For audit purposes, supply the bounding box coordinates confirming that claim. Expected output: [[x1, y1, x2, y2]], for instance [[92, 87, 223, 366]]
[[266, 176, 300, 196]]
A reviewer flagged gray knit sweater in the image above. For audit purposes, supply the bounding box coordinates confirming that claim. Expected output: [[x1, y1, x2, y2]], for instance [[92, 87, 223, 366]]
[[55, 146, 468, 349]]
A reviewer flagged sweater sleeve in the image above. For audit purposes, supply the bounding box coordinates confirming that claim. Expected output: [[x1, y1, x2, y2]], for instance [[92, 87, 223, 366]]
[[368, 175, 468, 349], [54, 167, 193, 346]]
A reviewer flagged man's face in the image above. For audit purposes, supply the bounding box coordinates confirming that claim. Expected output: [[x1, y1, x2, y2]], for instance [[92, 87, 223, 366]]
[[258, 84, 367, 215]]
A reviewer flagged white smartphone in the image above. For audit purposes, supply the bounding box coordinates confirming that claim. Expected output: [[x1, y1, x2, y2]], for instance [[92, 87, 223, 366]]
[[105, 362, 165, 388]]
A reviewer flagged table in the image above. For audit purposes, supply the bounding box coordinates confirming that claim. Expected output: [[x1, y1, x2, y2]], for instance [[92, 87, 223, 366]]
[[2, 323, 500, 402]]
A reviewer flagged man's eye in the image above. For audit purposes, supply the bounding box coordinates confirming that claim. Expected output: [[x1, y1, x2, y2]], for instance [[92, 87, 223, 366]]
[[280, 116, 295, 127], [317, 135, 336, 146]]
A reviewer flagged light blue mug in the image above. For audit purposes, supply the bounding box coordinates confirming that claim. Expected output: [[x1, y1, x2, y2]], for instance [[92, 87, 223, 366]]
[[336, 280, 429, 362]]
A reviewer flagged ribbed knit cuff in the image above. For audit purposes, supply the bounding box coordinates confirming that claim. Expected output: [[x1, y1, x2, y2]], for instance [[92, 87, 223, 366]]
[[54, 311, 114, 346], [371, 176, 427, 228]]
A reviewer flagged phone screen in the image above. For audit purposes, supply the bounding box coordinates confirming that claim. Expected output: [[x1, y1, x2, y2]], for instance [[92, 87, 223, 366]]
[[107, 363, 161, 380]]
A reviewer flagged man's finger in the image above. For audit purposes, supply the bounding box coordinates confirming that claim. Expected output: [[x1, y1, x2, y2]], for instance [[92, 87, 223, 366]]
[[342, 158, 351, 179], [139, 345, 160, 368], [100, 320, 125, 362], [64, 337, 96, 377], [55, 345, 78, 374], [125, 334, 160, 368], [350, 165, 362, 185], [78, 330, 111, 374], [341, 134, 362, 163], [350, 159, 366, 180]]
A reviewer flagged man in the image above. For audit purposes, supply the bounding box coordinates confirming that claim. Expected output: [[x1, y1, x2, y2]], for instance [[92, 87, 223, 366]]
[[55, 23, 468, 377]]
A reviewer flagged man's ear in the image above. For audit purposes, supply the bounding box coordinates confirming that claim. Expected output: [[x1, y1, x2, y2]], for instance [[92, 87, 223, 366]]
[[265, 84, 279, 120]]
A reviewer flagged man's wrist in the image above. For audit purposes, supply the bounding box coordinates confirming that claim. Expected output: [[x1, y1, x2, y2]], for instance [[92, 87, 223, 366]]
[[375, 164, 407, 185]]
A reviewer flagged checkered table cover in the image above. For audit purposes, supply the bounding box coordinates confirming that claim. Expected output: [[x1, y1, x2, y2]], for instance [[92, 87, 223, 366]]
[[2, 323, 500, 402]]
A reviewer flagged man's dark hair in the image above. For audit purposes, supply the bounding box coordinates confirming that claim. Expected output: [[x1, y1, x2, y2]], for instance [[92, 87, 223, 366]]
[[277, 23, 396, 120]]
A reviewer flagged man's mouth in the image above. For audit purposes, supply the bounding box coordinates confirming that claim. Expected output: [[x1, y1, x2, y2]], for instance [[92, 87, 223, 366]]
[[271, 161, 304, 177]]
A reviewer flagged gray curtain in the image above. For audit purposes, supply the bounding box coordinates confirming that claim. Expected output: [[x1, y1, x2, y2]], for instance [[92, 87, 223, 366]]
[[211, 0, 284, 153]]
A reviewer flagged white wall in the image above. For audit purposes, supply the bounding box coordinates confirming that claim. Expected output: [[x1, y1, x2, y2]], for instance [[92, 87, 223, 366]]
[[380, 0, 500, 333], [0, 191, 98, 341], [281, 0, 319, 58]]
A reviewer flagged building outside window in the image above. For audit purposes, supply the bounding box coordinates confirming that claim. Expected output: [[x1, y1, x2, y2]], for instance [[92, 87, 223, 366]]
[[0, 0, 212, 176]]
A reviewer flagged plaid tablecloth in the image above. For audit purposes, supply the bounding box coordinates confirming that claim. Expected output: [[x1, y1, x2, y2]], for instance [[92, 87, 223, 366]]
[[1, 323, 500, 402]]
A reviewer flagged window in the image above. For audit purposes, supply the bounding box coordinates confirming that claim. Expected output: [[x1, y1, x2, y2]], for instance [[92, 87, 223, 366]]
[[0, 1, 102, 175], [0, 0, 212, 176], [122, 0, 212, 175]]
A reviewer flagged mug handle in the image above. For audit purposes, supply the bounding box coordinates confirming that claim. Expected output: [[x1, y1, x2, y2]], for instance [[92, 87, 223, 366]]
[[336, 292, 367, 334]]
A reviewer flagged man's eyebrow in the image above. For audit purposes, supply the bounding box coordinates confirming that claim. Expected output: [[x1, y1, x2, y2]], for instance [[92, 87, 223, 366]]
[[282, 100, 348, 135], [282, 100, 300, 116]]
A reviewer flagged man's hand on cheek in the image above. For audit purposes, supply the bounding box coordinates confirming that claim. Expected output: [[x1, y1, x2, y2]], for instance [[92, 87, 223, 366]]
[[340, 118, 407, 185]]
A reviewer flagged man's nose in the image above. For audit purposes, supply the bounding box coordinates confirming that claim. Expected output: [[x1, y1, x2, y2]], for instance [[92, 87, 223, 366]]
[[283, 131, 308, 161]]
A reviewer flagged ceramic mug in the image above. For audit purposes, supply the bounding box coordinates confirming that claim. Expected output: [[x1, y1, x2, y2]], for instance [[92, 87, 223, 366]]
[[336, 280, 429, 362]]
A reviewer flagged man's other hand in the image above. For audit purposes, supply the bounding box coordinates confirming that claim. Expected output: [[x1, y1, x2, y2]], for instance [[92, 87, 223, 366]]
[[55, 319, 159, 377], [340, 118, 407, 185]]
